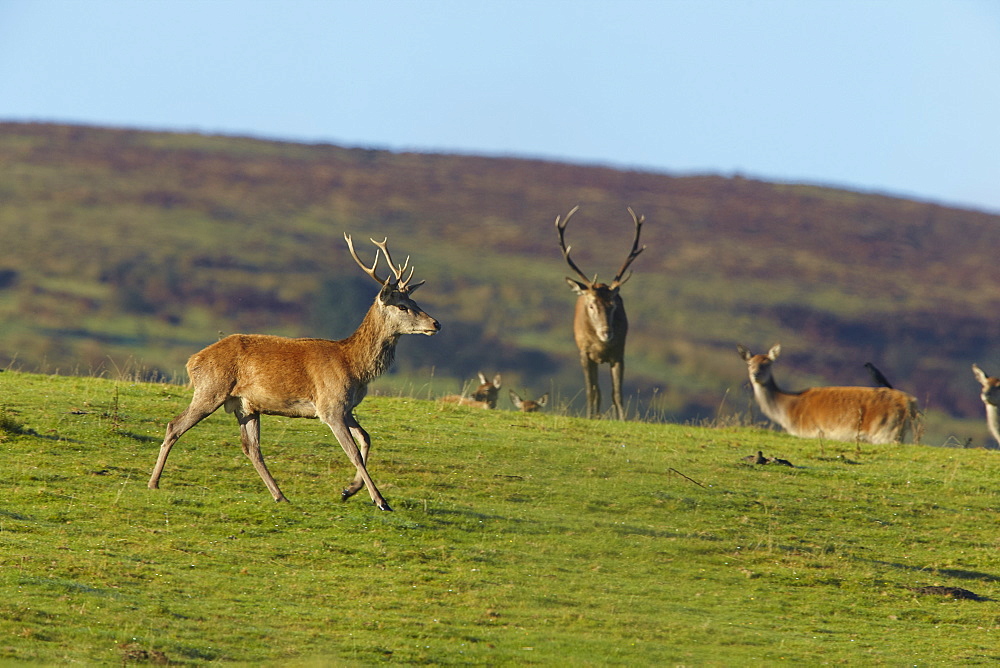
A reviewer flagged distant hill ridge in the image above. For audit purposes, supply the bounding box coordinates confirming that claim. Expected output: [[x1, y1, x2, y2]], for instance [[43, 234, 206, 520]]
[[2, 121, 999, 440]]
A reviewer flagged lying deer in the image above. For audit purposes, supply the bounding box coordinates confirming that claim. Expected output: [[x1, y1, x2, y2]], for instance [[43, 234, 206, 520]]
[[440, 372, 502, 409], [509, 389, 549, 412], [972, 364, 1000, 447], [147, 235, 440, 511], [737, 344, 918, 444]]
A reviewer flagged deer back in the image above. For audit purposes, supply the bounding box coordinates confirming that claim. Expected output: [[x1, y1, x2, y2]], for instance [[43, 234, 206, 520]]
[[781, 386, 917, 443], [188, 334, 360, 418]]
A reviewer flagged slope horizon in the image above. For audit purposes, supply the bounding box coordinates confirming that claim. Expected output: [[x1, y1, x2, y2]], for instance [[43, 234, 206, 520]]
[[1, 121, 999, 446]]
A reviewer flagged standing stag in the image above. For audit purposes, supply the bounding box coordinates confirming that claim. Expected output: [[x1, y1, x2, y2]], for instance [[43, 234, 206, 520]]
[[440, 372, 502, 409], [737, 344, 918, 444], [971, 364, 1000, 446], [147, 235, 441, 511], [556, 205, 646, 419]]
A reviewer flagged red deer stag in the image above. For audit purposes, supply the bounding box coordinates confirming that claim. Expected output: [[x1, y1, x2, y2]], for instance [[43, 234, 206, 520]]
[[972, 364, 1000, 447], [556, 205, 646, 419], [737, 344, 918, 444], [509, 389, 549, 412], [440, 372, 502, 409], [147, 235, 440, 511]]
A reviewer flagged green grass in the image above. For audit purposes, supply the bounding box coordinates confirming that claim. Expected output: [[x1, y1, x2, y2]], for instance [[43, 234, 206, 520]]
[[1, 371, 999, 664]]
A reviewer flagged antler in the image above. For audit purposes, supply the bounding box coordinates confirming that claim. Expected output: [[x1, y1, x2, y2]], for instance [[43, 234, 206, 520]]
[[554, 205, 594, 285], [344, 234, 425, 293], [610, 207, 646, 288]]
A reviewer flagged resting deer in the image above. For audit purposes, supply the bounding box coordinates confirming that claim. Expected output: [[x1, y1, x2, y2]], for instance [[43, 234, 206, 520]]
[[556, 205, 646, 419], [147, 235, 441, 511], [440, 372, 502, 409], [971, 364, 1000, 446], [737, 344, 918, 444], [509, 389, 549, 412]]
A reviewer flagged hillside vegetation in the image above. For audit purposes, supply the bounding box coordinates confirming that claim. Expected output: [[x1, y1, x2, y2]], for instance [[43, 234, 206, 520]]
[[2, 122, 1000, 444], [1, 371, 999, 664]]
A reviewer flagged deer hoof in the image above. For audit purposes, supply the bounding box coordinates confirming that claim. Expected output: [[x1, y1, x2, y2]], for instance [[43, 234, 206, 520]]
[[340, 488, 352, 502], [375, 500, 393, 512]]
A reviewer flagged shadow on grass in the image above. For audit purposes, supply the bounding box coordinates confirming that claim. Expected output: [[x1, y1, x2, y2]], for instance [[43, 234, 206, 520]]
[[118, 430, 159, 443], [862, 557, 1000, 584]]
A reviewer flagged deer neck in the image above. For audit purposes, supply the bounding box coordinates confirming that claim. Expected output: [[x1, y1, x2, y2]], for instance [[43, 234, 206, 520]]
[[985, 403, 1000, 445], [343, 302, 399, 383], [750, 375, 793, 428]]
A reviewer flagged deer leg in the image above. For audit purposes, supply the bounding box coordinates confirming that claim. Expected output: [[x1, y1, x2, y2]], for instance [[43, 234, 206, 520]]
[[148, 395, 223, 490], [342, 413, 372, 501], [582, 357, 601, 419], [324, 415, 391, 511], [610, 358, 625, 421], [236, 410, 288, 503]]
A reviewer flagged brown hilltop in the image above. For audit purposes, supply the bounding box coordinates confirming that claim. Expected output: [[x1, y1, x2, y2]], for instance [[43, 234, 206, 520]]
[[2, 121, 999, 432]]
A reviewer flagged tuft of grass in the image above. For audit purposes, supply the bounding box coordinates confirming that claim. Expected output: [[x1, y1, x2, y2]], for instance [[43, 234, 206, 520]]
[[0, 406, 27, 438], [1, 370, 999, 664]]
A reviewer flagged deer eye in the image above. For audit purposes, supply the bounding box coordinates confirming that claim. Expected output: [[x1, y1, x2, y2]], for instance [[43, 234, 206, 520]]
[[397, 304, 410, 312]]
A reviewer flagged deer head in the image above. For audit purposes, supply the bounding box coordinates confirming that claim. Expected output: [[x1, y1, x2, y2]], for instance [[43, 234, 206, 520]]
[[556, 206, 645, 343], [738, 343, 781, 386], [509, 389, 549, 412], [973, 364, 1000, 407], [345, 234, 440, 337]]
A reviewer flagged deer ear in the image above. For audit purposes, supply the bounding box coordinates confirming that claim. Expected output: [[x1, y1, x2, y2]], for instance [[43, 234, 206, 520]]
[[508, 389, 522, 409], [566, 277, 588, 294], [768, 344, 782, 360], [377, 282, 402, 305], [973, 364, 988, 384], [537, 393, 549, 407]]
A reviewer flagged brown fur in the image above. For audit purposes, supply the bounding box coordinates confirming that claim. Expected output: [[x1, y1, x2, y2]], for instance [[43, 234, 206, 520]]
[[147, 236, 440, 511], [509, 389, 549, 412], [556, 206, 646, 419], [738, 344, 918, 444], [440, 372, 502, 409], [972, 364, 1000, 446]]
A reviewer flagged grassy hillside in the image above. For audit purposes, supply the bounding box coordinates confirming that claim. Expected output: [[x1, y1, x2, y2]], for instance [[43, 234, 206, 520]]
[[2, 122, 1000, 444], [1, 371, 999, 664]]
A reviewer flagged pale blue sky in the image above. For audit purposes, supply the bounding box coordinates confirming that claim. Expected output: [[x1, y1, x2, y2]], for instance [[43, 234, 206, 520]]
[[2, 0, 998, 212]]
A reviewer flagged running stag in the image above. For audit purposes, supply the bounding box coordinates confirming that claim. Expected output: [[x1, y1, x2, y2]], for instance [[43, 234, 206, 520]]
[[147, 235, 441, 511]]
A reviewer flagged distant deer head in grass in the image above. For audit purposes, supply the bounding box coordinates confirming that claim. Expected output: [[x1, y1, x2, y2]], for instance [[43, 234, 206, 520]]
[[509, 389, 549, 412], [440, 372, 502, 409]]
